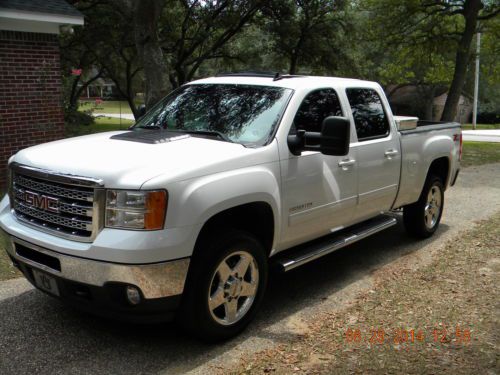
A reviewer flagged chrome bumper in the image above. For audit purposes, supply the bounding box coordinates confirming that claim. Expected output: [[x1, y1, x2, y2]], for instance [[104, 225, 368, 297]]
[[1, 228, 190, 299]]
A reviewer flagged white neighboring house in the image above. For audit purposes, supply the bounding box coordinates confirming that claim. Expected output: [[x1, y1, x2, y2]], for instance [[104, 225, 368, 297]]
[[0, 0, 83, 34]]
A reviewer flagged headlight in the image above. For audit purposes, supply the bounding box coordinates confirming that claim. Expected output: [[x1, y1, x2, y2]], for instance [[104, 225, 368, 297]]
[[105, 190, 167, 230]]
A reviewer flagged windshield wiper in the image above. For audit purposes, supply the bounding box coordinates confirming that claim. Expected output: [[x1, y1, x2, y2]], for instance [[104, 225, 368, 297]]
[[169, 129, 235, 143]]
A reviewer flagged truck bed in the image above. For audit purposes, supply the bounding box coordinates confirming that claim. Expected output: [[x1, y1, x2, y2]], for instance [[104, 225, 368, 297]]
[[399, 120, 461, 134], [393, 120, 461, 209]]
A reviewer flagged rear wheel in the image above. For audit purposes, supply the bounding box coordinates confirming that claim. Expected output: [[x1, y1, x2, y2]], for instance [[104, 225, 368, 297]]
[[179, 230, 268, 342], [403, 176, 444, 238]]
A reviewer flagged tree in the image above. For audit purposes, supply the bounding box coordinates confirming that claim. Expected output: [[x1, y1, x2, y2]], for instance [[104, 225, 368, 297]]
[[360, 0, 499, 121], [263, 0, 349, 75], [160, 0, 266, 87], [355, 0, 457, 118], [422, 0, 500, 121], [63, 0, 144, 117], [116, 0, 170, 108], [59, 34, 104, 112], [64, 0, 266, 110]]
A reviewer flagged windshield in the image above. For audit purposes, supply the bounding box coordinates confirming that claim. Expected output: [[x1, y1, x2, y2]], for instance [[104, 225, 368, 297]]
[[133, 84, 293, 146]]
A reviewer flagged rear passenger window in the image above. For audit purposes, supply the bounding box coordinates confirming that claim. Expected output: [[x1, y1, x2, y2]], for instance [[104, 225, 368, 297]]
[[292, 89, 343, 133], [346, 88, 389, 141]]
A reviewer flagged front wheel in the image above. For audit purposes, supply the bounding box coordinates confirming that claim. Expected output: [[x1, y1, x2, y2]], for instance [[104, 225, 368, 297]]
[[178, 230, 268, 342], [403, 176, 444, 238]]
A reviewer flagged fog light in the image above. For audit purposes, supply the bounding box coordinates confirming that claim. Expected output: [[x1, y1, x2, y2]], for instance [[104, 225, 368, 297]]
[[126, 286, 142, 305]]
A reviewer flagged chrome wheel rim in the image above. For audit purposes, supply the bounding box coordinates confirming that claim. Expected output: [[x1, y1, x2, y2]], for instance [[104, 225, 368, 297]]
[[424, 184, 442, 229], [208, 250, 259, 326]]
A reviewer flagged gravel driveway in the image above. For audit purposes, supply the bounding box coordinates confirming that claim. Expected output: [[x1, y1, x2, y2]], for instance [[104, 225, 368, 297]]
[[0, 163, 499, 375]]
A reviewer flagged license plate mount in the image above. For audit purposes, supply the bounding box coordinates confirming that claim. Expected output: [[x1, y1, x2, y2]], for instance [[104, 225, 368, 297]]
[[32, 269, 60, 297]]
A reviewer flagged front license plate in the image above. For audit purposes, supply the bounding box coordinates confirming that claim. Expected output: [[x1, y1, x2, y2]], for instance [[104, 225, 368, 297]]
[[32, 269, 60, 296]]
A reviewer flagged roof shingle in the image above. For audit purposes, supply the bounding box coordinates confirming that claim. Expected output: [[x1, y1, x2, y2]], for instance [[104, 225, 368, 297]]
[[0, 0, 82, 18]]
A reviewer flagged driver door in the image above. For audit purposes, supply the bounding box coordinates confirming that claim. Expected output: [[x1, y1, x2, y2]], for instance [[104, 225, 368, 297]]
[[280, 88, 358, 249]]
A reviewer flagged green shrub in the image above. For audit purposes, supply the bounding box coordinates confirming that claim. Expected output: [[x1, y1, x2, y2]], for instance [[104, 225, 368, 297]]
[[64, 109, 95, 137]]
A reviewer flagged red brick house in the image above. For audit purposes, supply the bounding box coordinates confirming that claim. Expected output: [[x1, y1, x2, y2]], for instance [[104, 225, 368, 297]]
[[0, 0, 83, 188]]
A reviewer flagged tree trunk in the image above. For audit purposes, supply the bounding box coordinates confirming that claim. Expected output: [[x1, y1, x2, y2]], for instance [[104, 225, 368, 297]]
[[132, 0, 169, 109], [424, 86, 436, 120], [68, 75, 81, 111], [289, 53, 298, 75], [441, 0, 483, 122], [289, 30, 306, 75], [69, 72, 103, 111]]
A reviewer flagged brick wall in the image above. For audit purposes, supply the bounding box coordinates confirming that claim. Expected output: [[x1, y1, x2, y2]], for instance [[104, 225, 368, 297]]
[[0, 30, 65, 188]]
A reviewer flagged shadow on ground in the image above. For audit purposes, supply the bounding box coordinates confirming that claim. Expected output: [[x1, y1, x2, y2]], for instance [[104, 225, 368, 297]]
[[0, 217, 449, 375]]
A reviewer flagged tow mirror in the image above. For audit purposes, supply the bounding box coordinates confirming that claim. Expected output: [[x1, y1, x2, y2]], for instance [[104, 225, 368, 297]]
[[320, 116, 350, 156], [287, 116, 350, 156]]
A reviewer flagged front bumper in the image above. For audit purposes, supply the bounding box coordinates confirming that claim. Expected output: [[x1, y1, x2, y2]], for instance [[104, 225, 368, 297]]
[[1, 227, 190, 321]]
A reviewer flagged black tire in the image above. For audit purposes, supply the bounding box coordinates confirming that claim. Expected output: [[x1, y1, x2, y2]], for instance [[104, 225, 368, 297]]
[[403, 175, 444, 239], [178, 229, 268, 342]]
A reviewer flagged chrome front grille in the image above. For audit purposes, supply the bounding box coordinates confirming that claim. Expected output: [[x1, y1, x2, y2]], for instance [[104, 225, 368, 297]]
[[9, 163, 104, 242], [14, 201, 92, 232], [13, 173, 94, 202]]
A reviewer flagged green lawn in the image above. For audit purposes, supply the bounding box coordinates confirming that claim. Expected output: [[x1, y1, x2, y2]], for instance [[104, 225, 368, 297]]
[[461, 123, 500, 130], [79, 100, 138, 114], [0, 225, 20, 281], [0, 191, 20, 280], [67, 116, 134, 136], [91, 116, 134, 132], [461, 141, 500, 168]]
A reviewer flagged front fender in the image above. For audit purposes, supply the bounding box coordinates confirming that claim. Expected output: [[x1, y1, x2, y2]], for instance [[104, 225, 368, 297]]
[[146, 165, 282, 248]]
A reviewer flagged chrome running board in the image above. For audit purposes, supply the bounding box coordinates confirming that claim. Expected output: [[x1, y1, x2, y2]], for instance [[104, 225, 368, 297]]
[[275, 215, 397, 272]]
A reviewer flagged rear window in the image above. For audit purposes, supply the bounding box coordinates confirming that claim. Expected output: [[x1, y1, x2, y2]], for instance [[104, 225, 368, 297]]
[[346, 88, 389, 141]]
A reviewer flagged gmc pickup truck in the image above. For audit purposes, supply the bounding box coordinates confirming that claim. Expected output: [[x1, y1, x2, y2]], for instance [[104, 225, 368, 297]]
[[0, 73, 461, 341]]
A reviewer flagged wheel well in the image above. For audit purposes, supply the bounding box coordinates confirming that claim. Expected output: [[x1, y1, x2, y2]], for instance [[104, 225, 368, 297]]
[[427, 157, 449, 188], [194, 202, 275, 257]]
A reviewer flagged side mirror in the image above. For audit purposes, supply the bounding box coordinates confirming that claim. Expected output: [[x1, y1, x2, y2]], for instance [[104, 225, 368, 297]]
[[320, 116, 350, 156], [137, 104, 146, 119], [287, 116, 350, 156]]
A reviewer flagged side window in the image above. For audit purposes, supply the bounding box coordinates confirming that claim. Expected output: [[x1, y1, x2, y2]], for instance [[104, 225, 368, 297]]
[[293, 89, 343, 133], [346, 88, 389, 141]]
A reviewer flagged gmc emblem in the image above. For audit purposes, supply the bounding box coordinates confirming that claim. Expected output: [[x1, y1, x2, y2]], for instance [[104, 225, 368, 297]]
[[24, 191, 60, 214]]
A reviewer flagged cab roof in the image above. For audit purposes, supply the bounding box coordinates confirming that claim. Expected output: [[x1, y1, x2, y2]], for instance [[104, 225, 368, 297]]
[[189, 74, 382, 91]]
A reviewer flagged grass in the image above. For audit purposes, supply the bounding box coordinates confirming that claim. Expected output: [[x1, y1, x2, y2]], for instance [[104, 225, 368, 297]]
[[66, 116, 134, 136], [91, 116, 134, 132], [0, 188, 21, 281], [461, 141, 500, 168], [0, 229, 20, 282], [235, 212, 500, 374], [79, 100, 138, 114], [0, 191, 19, 281], [461, 123, 500, 130]]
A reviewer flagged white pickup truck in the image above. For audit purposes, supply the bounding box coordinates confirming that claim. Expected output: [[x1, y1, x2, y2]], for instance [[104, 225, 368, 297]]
[[0, 73, 461, 341]]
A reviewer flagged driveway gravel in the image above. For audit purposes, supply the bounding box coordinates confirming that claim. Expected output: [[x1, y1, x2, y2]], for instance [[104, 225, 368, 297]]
[[0, 163, 499, 375]]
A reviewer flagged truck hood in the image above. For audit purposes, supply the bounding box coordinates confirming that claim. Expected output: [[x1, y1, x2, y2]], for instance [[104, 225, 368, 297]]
[[12, 131, 278, 189]]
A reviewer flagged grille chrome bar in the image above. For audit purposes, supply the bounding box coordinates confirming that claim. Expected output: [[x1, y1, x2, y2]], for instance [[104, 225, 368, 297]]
[[9, 162, 105, 242], [13, 174, 94, 202], [13, 186, 93, 217], [14, 201, 93, 231]]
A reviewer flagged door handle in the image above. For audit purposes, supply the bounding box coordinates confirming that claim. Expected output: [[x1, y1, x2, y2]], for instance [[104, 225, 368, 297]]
[[384, 149, 399, 158], [338, 158, 356, 169]]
